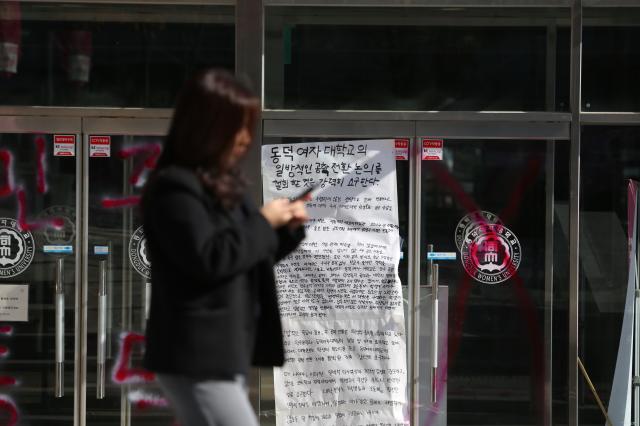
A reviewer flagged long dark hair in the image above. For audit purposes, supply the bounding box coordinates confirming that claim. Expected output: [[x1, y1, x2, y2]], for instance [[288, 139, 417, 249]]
[[154, 69, 259, 207]]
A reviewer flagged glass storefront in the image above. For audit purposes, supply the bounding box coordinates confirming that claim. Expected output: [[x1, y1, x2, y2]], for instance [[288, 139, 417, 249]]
[[0, 1, 638, 426], [0, 3, 234, 107], [264, 7, 570, 111]]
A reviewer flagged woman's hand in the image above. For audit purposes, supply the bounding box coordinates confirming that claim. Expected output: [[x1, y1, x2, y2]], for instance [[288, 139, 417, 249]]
[[287, 200, 309, 229], [260, 198, 309, 228]]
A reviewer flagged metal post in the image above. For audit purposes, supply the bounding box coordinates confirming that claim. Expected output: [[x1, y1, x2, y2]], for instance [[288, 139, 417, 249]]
[[568, 1, 583, 425], [634, 185, 639, 426], [237, 0, 265, 416], [237, 0, 264, 205], [544, 22, 558, 426], [77, 128, 88, 426], [410, 134, 422, 426]]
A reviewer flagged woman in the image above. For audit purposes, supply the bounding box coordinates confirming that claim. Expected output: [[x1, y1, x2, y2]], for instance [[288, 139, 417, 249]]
[[142, 69, 308, 426]]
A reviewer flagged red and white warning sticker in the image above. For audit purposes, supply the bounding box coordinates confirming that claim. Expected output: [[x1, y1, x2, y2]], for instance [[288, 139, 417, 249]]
[[53, 135, 76, 157], [422, 138, 443, 161], [90, 135, 111, 157], [394, 139, 409, 161]]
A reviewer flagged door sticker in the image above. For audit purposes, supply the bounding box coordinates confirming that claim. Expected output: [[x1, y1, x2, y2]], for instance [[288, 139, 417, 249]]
[[35, 205, 75, 248], [53, 135, 76, 157], [0, 284, 28, 322], [394, 139, 409, 160], [422, 138, 443, 160], [0, 218, 34, 278], [90, 135, 111, 158], [456, 211, 522, 285], [129, 226, 150, 279]]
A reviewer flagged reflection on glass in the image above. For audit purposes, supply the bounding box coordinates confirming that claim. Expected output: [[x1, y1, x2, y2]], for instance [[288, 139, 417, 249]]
[[0, 2, 234, 107], [0, 133, 77, 425], [583, 8, 640, 112], [87, 135, 172, 426], [579, 126, 640, 425], [265, 7, 570, 111], [419, 140, 569, 425]]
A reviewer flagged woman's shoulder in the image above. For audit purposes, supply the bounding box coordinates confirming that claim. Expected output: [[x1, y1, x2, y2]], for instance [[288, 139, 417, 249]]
[[147, 166, 204, 195]]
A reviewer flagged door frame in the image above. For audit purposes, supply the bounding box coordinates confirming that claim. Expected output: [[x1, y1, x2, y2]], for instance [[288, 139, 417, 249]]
[[80, 117, 170, 426], [0, 116, 83, 426]]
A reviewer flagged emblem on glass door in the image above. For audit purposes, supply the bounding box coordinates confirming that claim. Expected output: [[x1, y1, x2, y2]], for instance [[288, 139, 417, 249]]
[[36, 205, 76, 245], [129, 226, 150, 278], [0, 218, 35, 278], [456, 211, 522, 285]]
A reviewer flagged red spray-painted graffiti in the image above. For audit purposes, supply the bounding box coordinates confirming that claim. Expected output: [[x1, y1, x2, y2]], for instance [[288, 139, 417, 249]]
[[128, 389, 170, 410], [34, 135, 48, 194], [112, 331, 170, 410], [0, 322, 19, 426], [0, 396, 18, 426], [117, 143, 161, 187], [0, 139, 66, 231], [17, 187, 64, 232], [101, 196, 141, 209], [101, 142, 162, 209], [0, 150, 14, 198], [112, 332, 155, 384]]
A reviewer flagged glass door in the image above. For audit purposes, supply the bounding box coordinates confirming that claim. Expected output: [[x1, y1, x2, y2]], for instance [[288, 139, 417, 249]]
[[83, 118, 172, 426], [0, 116, 81, 426], [414, 122, 570, 425]]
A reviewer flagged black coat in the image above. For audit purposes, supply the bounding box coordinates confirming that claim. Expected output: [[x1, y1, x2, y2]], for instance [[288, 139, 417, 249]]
[[141, 166, 304, 379]]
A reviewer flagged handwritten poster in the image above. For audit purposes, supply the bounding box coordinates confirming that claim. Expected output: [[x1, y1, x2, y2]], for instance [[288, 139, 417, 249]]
[[262, 140, 407, 426]]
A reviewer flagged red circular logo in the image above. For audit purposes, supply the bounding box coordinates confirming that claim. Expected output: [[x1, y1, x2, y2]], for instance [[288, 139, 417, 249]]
[[460, 223, 521, 284]]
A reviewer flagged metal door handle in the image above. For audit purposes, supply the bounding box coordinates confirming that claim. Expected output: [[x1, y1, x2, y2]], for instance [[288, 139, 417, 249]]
[[144, 281, 151, 326], [55, 258, 64, 398], [431, 263, 439, 404], [97, 259, 107, 399]]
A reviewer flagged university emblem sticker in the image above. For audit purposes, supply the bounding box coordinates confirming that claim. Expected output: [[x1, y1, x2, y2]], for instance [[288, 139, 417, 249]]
[[129, 226, 150, 279], [456, 211, 522, 285], [36, 205, 76, 246], [0, 218, 35, 278]]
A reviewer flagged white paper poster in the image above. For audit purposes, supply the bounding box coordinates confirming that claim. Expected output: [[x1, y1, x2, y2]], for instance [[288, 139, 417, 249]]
[[0, 284, 28, 322], [262, 140, 407, 426]]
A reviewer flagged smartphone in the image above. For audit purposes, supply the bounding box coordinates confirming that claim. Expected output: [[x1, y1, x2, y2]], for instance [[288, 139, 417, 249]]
[[291, 184, 318, 202]]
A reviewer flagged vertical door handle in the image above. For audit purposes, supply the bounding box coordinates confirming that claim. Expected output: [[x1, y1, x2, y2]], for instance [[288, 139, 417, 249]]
[[431, 263, 439, 404], [143, 281, 151, 328], [55, 258, 65, 398], [97, 259, 107, 399]]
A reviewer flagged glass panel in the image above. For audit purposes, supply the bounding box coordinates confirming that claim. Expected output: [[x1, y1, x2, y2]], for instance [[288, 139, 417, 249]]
[[86, 134, 172, 426], [579, 126, 640, 425], [0, 132, 77, 425], [0, 2, 234, 107], [583, 8, 640, 112], [419, 139, 569, 425], [258, 136, 410, 425], [265, 7, 570, 111]]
